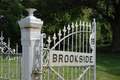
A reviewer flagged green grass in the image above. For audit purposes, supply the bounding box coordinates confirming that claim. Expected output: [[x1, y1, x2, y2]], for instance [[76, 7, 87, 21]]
[[42, 66, 93, 80], [0, 55, 21, 79], [96, 44, 120, 80], [42, 44, 120, 80], [0, 44, 120, 80], [96, 53, 120, 80]]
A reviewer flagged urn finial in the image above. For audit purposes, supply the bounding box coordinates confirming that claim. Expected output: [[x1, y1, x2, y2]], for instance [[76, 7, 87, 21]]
[[26, 8, 36, 16]]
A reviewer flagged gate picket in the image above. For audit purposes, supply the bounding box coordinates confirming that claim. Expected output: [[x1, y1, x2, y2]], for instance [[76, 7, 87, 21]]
[[0, 8, 96, 80], [0, 31, 22, 80], [42, 19, 96, 80]]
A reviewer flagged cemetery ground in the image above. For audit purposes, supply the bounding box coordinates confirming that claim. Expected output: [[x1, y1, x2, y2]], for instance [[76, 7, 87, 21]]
[[0, 44, 120, 80]]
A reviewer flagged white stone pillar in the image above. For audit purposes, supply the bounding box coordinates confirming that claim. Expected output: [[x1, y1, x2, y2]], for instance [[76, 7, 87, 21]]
[[18, 8, 43, 80]]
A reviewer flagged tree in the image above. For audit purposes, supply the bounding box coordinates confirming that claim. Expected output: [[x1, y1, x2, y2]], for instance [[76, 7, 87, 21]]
[[1, 0, 119, 52], [21, 0, 84, 35], [89, 9, 112, 44], [0, 0, 84, 51], [49, 0, 120, 52], [0, 0, 24, 49], [83, 0, 120, 52]]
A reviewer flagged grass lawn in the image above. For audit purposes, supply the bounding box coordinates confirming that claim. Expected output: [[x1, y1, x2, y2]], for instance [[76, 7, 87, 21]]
[[0, 44, 120, 80], [0, 55, 21, 79], [96, 44, 120, 80]]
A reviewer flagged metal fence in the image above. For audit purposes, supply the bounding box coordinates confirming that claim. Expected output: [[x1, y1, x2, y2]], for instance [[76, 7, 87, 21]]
[[0, 8, 96, 80], [42, 20, 96, 80], [0, 31, 22, 80]]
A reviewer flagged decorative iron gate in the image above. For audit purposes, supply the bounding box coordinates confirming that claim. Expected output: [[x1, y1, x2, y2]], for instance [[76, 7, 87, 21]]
[[0, 31, 22, 80], [42, 19, 96, 80], [0, 8, 96, 80]]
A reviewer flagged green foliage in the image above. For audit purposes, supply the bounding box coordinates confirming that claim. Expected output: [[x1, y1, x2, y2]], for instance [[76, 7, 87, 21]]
[[0, 0, 24, 49], [0, 0, 84, 51], [96, 22, 104, 44], [89, 9, 112, 44], [35, 0, 83, 35], [1, 0, 119, 51]]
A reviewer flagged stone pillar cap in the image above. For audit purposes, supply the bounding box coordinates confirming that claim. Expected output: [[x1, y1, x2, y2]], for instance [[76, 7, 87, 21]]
[[18, 8, 43, 29]]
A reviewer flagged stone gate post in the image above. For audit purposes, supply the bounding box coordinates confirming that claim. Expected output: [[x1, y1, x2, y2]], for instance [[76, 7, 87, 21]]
[[18, 8, 43, 80]]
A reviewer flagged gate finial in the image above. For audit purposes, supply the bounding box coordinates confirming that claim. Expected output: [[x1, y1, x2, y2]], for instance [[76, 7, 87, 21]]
[[26, 8, 36, 16], [92, 18, 96, 32], [93, 18, 96, 22], [0, 31, 4, 42]]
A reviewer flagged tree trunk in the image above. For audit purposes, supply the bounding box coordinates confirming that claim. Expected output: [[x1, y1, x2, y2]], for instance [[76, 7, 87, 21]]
[[110, 22, 120, 52]]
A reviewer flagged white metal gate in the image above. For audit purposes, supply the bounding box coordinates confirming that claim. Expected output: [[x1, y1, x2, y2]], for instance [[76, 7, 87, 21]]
[[0, 31, 22, 80], [42, 19, 96, 80], [0, 8, 96, 80]]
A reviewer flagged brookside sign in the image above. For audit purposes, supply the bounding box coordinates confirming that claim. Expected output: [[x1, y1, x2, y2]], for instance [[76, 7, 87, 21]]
[[49, 50, 95, 66]]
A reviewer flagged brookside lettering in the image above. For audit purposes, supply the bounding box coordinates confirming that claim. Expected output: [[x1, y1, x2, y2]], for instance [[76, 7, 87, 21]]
[[52, 54, 93, 63]]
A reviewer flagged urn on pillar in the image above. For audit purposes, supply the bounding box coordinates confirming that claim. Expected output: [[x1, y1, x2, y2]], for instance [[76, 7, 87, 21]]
[[18, 8, 43, 80], [18, 8, 43, 30]]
